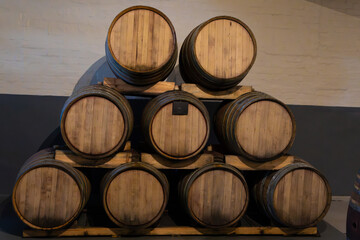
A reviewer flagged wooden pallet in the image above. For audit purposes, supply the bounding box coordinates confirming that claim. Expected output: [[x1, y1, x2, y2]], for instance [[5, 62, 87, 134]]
[[103, 77, 253, 99], [23, 226, 318, 237]]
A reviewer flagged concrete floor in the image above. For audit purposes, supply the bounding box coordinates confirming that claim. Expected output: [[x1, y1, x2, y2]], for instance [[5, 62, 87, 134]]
[[0, 195, 348, 240], [323, 196, 349, 234]]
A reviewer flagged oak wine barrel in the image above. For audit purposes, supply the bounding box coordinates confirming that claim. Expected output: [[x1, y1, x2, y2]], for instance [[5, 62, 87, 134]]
[[179, 163, 249, 228], [60, 85, 133, 160], [142, 91, 210, 160], [179, 16, 256, 90], [12, 148, 91, 230], [214, 91, 296, 161], [347, 169, 360, 240], [106, 6, 178, 85], [101, 162, 169, 228], [253, 159, 331, 228]]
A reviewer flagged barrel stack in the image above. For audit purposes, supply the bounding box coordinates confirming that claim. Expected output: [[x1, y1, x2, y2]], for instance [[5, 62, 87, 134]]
[[12, 5, 331, 237]]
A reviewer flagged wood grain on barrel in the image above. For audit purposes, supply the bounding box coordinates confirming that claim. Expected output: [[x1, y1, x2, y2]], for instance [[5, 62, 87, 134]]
[[272, 169, 329, 226], [109, 9, 174, 71], [236, 100, 293, 159], [187, 170, 247, 226], [151, 103, 207, 157], [64, 96, 124, 155], [14, 167, 81, 228], [194, 19, 254, 79], [106, 170, 164, 226]]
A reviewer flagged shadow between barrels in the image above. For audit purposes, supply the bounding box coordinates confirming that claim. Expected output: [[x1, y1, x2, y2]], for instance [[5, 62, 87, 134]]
[[0, 196, 25, 236]]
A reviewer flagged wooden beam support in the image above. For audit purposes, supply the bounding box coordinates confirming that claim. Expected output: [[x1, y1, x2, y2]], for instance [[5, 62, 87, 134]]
[[141, 153, 214, 169], [54, 150, 132, 168], [181, 83, 253, 99], [225, 155, 295, 170], [103, 77, 175, 96], [23, 226, 318, 237]]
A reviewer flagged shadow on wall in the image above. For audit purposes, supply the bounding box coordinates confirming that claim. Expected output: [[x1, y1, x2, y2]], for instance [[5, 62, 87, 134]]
[[0, 196, 24, 236], [305, 0, 360, 17]]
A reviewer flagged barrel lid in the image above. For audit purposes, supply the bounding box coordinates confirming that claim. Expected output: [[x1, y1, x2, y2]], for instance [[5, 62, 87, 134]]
[[184, 163, 249, 227], [193, 16, 256, 79], [107, 6, 177, 73], [269, 166, 331, 227], [13, 166, 82, 229]]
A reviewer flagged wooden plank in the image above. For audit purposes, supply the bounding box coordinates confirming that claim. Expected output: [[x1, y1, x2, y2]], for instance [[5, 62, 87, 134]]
[[141, 153, 214, 169], [103, 77, 175, 95], [23, 226, 318, 237], [54, 150, 132, 168], [225, 155, 295, 170], [181, 83, 253, 99]]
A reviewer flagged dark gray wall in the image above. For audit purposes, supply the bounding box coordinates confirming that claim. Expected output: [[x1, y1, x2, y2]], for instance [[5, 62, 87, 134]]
[[0, 93, 359, 195]]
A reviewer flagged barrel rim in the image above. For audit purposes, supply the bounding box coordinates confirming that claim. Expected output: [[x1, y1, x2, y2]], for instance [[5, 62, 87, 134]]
[[102, 162, 169, 228], [60, 87, 132, 159], [191, 15, 257, 81], [12, 161, 85, 230], [266, 162, 332, 228], [182, 162, 249, 228], [232, 92, 296, 161], [144, 91, 210, 160], [106, 5, 178, 74]]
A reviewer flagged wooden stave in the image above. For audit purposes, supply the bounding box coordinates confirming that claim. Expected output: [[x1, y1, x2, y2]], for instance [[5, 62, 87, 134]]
[[141, 91, 210, 160], [179, 16, 257, 90], [100, 162, 169, 229], [178, 162, 249, 228], [253, 159, 332, 228], [60, 85, 133, 160], [347, 169, 360, 240], [12, 150, 91, 230], [105, 5, 178, 86], [214, 91, 296, 162]]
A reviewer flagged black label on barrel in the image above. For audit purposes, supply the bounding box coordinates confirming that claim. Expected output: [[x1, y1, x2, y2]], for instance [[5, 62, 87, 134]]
[[172, 101, 188, 115]]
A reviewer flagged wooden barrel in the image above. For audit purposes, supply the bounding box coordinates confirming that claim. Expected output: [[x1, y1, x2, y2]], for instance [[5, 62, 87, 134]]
[[179, 163, 249, 228], [106, 6, 177, 85], [12, 149, 91, 230], [101, 162, 169, 228], [142, 91, 210, 160], [60, 85, 133, 159], [179, 16, 256, 90], [214, 91, 296, 161], [347, 169, 360, 240], [253, 159, 331, 228]]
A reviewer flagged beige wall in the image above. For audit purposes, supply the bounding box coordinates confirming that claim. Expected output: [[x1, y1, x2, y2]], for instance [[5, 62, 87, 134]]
[[0, 0, 359, 107]]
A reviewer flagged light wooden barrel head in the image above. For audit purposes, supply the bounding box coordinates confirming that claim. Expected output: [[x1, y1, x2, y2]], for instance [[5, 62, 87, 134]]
[[151, 103, 207, 157], [109, 8, 175, 71], [194, 18, 255, 79], [273, 169, 329, 227], [106, 170, 165, 226], [236, 100, 293, 158], [188, 170, 247, 226], [14, 167, 81, 228], [64, 96, 125, 155]]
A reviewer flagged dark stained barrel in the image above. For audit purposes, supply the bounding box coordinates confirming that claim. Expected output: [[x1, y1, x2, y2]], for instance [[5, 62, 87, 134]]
[[347, 169, 360, 240], [12, 148, 91, 230], [101, 162, 169, 228], [179, 163, 249, 228], [60, 85, 133, 160], [214, 91, 296, 161], [142, 91, 210, 160], [179, 16, 256, 90], [253, 159, 331, 228], [106, 6, 177, 85]]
